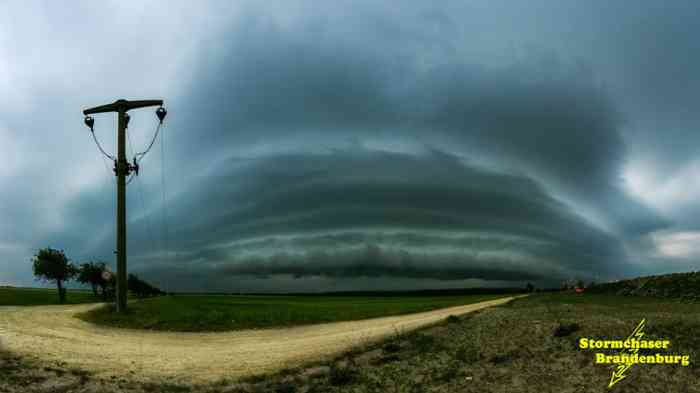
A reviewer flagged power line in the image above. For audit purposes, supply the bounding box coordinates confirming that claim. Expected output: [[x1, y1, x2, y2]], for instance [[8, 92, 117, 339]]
[[94, 134, 115, 258], [134, 175, 159, 261], [127, 127, 160, 270], [160, 122, 169, 264], [90, 129, 116, 161], [125, 130, 136, 186], [126, 114, 170, 292], [98, 151, 114, 181], [134, 121, 163, 163]]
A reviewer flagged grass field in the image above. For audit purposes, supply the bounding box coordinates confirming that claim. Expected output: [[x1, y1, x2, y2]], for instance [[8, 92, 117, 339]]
[[0, 286, 100, 306], [76, 294, 508, 331], [231, 292, 700, 393]]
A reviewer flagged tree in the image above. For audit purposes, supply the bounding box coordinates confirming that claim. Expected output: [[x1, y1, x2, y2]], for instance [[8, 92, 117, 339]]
[[560, 280, 569, 291], [525, 282, 535, 293], [77, 261, 107, 297], [128, 273, 163, 298], [31, 247, 77, 303], [127, 274, 144, 298]]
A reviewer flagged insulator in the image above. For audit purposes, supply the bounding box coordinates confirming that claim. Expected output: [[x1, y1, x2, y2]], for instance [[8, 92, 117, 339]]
[[84, 116, 94, 130], [124, 113, 131, 128], [156, 106, 167, 123]]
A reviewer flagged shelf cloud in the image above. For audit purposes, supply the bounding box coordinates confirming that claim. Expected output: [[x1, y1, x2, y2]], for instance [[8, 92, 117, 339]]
[[2, 1, 698, 290]]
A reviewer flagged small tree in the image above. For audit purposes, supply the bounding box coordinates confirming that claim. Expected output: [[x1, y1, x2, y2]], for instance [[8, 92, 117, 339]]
[[77, 261, 106, 297], [31, 247, 77, 303], [525, 282, 535, 293]]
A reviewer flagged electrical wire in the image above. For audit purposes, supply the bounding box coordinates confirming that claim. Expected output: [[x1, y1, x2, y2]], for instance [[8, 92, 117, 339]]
[[126, 127, 138, 187], [89, 113, 169, 292], [91, 131, 115, 258], [126, 127, 160, 270], [126, 120, 170, 290], [159, 121, 169, 293], [126, 127, 147, 187], [99, 154, 115, 181], [90, 130, 116, 161], [126, 173, 136, 185], [134, 175, 159, 261], [134, 122, 162, 163]]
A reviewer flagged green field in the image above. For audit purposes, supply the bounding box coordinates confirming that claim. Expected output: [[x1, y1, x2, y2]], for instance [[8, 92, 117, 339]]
[[76, 294, 508, 331], [0, 287, 100, 306]]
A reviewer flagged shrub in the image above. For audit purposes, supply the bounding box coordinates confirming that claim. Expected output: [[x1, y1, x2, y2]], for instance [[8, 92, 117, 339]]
[[328, 360, 357, 386], [553, 322, 580, 337], [455, 345, 479, 363]]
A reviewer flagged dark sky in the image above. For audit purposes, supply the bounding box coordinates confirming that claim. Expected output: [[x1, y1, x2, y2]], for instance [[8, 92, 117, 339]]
[[2, 1, 699, 291]]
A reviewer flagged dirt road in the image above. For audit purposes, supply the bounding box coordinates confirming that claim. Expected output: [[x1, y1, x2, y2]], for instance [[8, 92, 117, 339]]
[[0, 296, 518, 383]]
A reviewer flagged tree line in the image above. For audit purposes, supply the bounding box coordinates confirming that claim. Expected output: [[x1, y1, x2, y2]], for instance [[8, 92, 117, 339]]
[[31, 247, 164, 303]]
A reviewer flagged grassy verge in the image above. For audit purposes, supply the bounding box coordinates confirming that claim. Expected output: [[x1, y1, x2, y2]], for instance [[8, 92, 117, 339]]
[[76, 294, 507, 331], [0, 287, 101, 306]]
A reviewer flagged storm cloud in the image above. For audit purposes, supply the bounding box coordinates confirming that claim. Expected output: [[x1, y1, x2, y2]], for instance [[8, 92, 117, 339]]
[[2, 1, 699, 290], [108, 148, 624, 289]]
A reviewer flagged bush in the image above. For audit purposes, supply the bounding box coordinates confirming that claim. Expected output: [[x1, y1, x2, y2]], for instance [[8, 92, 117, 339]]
[[446, 315, 460, 323], [455, 345, 479, 363], [382, 342, 401, 353], [328, 360, 357, 386], [553, 322, 580, 337]]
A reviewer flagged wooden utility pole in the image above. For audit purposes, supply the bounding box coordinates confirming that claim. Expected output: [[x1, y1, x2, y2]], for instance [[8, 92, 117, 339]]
[[83, 99, 164, 313]]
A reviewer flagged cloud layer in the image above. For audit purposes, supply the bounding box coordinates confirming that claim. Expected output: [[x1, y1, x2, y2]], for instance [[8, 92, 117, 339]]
[[2, 1, 699, 290], [113, 148, 624, 288]]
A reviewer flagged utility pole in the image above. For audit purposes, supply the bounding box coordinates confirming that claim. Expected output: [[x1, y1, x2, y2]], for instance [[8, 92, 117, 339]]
[[83, 99, 166, 313]]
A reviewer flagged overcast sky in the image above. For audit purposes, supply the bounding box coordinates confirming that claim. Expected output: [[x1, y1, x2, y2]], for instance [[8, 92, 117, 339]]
[[2, 1, 699, 292]]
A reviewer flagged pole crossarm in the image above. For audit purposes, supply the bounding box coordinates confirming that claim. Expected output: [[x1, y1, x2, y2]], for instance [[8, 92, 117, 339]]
[[83, 99, 163, 115]]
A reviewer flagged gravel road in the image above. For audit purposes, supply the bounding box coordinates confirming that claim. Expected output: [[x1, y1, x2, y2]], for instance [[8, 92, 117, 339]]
[[0, 296, 518, 383]]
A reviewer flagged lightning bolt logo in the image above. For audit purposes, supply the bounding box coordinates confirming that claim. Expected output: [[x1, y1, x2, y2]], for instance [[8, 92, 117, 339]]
[[608, 318, 646, 388]]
